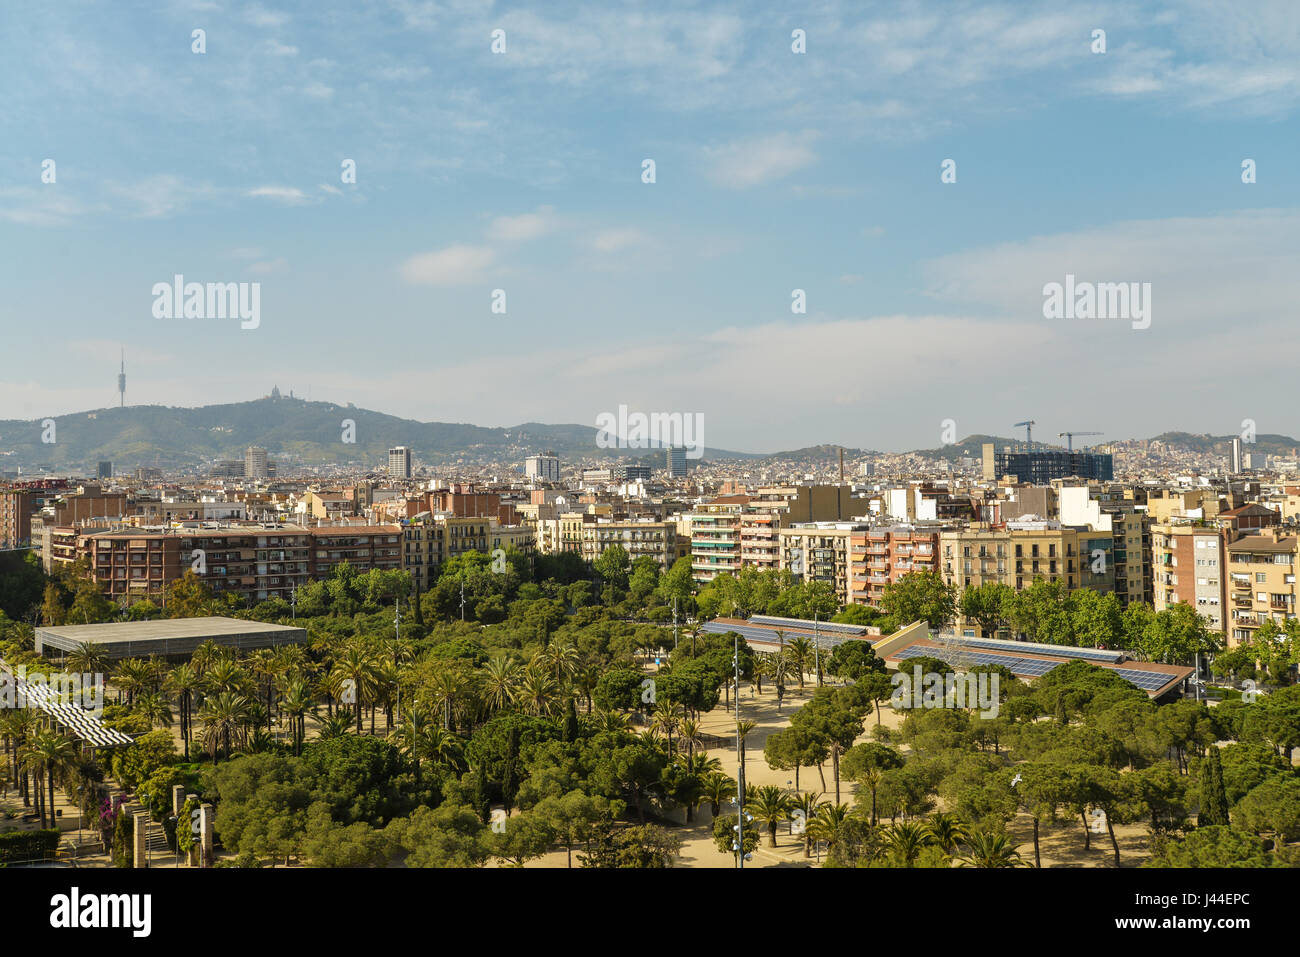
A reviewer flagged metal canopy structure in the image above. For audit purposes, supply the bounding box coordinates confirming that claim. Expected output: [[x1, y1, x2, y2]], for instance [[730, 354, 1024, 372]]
[[0, 667, 134, 748]]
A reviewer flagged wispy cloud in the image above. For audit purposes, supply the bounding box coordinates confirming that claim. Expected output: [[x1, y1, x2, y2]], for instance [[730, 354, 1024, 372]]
[[705, 133, 817, 189], [399, 244, 496, 285]]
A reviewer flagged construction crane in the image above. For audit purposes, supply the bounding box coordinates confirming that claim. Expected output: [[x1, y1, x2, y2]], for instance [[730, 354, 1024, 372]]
[[1058, 430, 1102, 452], [1013, 420, 1036, 445]]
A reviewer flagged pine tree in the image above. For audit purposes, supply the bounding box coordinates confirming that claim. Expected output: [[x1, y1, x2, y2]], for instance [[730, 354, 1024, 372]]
[[1198, 747, 1230, 827], [563, 697, 579, 743]]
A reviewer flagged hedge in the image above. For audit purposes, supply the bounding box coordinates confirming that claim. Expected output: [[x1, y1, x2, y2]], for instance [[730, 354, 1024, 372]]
[[0, 828, 60, 863]]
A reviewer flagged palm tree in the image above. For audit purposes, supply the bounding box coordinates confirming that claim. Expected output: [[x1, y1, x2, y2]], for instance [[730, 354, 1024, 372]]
[[331, 644, 377, 734], [677, 718, 705, 762], [702, 771, 737, 818], [592, 710, 629, 733], [429, 667, 468, 729], [1, 709, 37, 810], [958, 831, 1026, 868], [280, 678, 314, 756], [113, 657, 154, 705], [735, 719, 757, 778], [537, 640, 581, 691], [785, 635, 814, 691], [573, 663, 601, 714], [678, 752, 723, 777], [515, 663, 558, 717], [247, 648, 281, 730], [806, 802, 854, 854], [204, 657, 248, 697], [858, 765, 884, 826], [318, 711, 355, 740], [651, 696, 683, 756], [20, 728, 77, 829], [883, 821, 935, 867], [133, 691, 174, 730], [926, 813, 970, 856], [746, 784, 792, 847], [791, 790, 826, 857], [199, 691, 253, 764], [423, 726, 467, 774], [166, 663, 201, 759], [65, 640, 109, 678], [482, 654, 519, 713]]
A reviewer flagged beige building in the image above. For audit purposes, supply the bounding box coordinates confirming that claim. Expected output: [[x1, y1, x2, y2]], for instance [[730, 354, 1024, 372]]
[[1225, 529, 1298, 645], [778, 522, 868, 606], [580, 518, 679, 569], [940, 521, 1115, 635]]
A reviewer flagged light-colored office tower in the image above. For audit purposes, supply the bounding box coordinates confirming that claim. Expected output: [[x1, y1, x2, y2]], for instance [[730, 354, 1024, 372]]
[[525, 452, 560, 483], [244, 446, 269, 480], [388, 446, 412, 479], [1230, 437, 1243, 474]]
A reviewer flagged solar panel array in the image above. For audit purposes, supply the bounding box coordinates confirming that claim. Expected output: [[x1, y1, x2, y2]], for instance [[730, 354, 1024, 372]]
[[892, 643, 1063, 677], [1110, 667, 1178, 692], [749, 615, 868, 637], [699, 620, 861, 649], [891, 644, 1181, 694], [943, 636, 1124, 664]]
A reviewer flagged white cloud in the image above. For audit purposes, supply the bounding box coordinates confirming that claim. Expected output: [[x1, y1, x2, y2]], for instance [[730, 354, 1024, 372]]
[[249, 258, 288, 275], [109, 175, 214, 218], [486, 206, 556, 241], [246, 185, 309, 204], [705, 133, 817, 189], [399, 244, 496, 285], [591, 228, 648, 253]]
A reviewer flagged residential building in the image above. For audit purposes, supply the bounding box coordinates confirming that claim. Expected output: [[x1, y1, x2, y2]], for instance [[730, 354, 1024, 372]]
[[1225, 529, 1298, 645]]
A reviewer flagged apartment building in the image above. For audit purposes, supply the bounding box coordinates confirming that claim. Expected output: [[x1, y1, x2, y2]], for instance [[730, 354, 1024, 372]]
[[1, 488, 35, 548], [1058, 486, 1151, 607], [848, 525, 940, 607], [1225, 529, 1298, 645], [686, 486, 856, 583], [1150, 522, 1226, 632], [778, 522, 868, 606], [580, 518, 678, 569], [940, 521, 1115, 634]]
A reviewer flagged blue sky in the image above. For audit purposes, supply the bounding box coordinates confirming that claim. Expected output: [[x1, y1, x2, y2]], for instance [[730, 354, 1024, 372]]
[[2, 0, 1299, 453]]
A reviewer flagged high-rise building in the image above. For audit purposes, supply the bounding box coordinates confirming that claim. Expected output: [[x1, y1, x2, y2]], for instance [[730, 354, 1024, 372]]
[[244, 446, 269, 479], [1230, 437, 1243, 474], [97, 461, 113, 479], [525, 452, 560, 483], [388, 446, 412, 479], [1152, 522, 1226, 633], [666, 447, 687, 478]]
